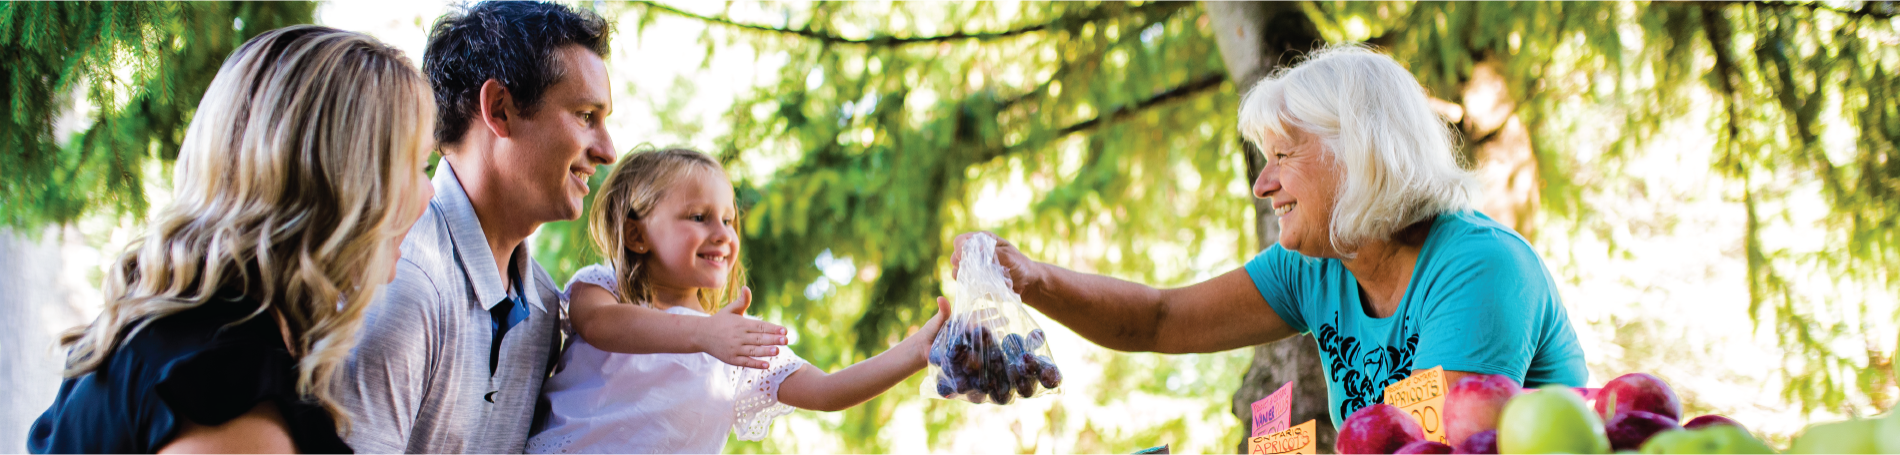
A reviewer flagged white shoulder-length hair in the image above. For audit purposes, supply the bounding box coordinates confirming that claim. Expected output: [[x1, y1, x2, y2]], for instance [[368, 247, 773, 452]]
[[1237, 44, 1477, 254]]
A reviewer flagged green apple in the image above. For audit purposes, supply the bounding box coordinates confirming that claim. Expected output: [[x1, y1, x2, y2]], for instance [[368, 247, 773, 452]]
[[1876, 413, 1900, 454], [1637, 426, 1774, 454], [1788, 418, 1878, 454], [1498, 385, 1611, 454]]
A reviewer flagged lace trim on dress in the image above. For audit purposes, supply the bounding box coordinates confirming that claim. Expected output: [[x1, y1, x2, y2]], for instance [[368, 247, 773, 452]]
[[730, 348, 807, 441], [564, 264, 622, 300]]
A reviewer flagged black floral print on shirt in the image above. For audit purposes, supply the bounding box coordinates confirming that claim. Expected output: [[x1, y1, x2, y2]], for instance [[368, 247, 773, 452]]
[[1315, 313, 1420, 419]]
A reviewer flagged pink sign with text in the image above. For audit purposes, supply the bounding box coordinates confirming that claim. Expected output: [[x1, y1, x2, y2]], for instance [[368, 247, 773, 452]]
[[1251, 381, 1294, 437]]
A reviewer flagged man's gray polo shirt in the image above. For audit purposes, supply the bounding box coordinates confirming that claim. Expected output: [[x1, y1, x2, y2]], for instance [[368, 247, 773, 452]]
[[336, 160, 562, 453]]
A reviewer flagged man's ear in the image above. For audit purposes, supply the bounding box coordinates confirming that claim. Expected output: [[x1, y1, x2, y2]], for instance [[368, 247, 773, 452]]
[[477, 79, 514, 139]]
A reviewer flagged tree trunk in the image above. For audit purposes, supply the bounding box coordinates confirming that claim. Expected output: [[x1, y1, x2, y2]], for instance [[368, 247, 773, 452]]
[[1454, 57, 1540, 240], [1203, 2, 1333, 453]]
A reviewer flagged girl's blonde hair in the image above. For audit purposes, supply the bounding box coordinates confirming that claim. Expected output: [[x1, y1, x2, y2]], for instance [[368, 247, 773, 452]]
[[57, 25, 435, 433], [588, 147, 747, 313], [1238, 44, 1477, 254]]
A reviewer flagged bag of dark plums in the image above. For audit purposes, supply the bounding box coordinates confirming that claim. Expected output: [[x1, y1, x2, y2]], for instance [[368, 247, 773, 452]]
[[922, 233, 1062, 404]]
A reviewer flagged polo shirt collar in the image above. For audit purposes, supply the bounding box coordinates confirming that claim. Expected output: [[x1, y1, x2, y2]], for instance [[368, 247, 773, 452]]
[[433, 159, 544, 312]]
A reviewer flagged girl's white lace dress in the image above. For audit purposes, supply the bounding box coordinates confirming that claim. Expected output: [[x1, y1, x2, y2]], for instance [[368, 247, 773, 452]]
[[526, 264, 806, 454]]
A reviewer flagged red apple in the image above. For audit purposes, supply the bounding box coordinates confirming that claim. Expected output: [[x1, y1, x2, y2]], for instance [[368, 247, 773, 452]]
[[1595, 373, 1681, 421], [1395, 441, 1453, 454], [1682, 414, 1745, 431], [1604, 410, 1680, 451], [1453, 429, 1499, 454], [1337, 404, 1426, 454], [1445, 374, 1520, 448]]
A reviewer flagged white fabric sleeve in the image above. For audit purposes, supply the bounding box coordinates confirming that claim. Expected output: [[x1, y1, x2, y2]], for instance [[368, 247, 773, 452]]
[[730, 347, 809, 441], [563, 263, 621, 300]]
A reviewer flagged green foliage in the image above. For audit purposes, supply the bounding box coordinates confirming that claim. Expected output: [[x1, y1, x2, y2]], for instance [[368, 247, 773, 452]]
[[0, 1, 315, 231]]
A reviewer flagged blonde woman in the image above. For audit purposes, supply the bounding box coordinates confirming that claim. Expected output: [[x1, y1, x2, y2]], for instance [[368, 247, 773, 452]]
[[953, 45, 1587, 434], [28, 25, 434, 453]]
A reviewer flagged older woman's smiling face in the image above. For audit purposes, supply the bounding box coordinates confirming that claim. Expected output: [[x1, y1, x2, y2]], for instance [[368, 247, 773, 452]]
[[1254, 127, 1344, 258]]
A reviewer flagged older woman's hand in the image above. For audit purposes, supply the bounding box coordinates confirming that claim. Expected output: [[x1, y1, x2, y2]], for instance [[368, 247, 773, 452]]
[[949, 231, 1043, 296]]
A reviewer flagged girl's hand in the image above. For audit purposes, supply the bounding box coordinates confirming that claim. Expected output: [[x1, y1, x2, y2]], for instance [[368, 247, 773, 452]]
[[949, 232, 1042, 296], [695, 287, 790, 369], [901, 296, 954, 368]]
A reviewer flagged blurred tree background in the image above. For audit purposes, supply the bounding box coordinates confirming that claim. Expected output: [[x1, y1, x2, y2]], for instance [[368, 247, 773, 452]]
[[3, 1, 1897, 453]]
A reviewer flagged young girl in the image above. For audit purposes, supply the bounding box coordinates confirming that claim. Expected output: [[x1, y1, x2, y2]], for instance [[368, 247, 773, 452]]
[[527, 148, 949, 453]]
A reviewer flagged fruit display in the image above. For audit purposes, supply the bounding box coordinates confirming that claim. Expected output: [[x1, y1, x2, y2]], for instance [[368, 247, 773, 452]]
[[1497, 385, 1611, 454], [1597, 373, 1682, 421], [1337, 404, 1427, 454], [1445, 374, 1520, 448], [1453, 429, 1499, 454], [921, 233, 1061, 404], [1681, 414, 1745, 430], [1640, 425, 1776, 454], [1787, 417, 1880, 454], [1394, 441, 1453, 454], [1318, 367, 1900, 454], [1605, 410, 1680, 452]]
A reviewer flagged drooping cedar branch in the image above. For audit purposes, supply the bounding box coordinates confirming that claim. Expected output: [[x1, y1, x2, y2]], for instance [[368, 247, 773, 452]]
[[981, 72, 1228, 164], [629, 0, 1192, 46]]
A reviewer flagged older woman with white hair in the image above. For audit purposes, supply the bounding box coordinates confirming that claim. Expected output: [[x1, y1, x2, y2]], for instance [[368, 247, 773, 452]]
[[953, 45, 1587, 427]]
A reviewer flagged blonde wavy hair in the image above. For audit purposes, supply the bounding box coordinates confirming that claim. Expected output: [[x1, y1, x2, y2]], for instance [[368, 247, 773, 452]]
[[57, 25, 434, 432], [588, 147, 746, 313], [1238, 44, 1477, 254]]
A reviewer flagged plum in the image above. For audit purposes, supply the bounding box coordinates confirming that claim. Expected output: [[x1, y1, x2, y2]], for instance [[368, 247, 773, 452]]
[[1681, 415, 1744, 431], [1454, 429, 1499, 454], [1606, 410, 1680, 452], [935, 375, 957, 398], [1395, 441, 1453, 454], [1597, 373, 1681, 421], [1025, 328, 1046, 351], [951, 342, 981, 372], [1445, 374, 1520, 448], [988, 376, 1015, 404], [974, 326, 996, 351], [1336, 404, 1425, 455], [1002, 333, 1027, 359], [928, 340, 948, 366], [1035, 356, 1062, 388], [1014, 374, 1040, 398], [1014, 352, 1043, 375]]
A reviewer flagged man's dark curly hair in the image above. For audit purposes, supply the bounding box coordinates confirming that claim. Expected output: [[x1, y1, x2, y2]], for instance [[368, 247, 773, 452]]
[[423, 1, 611, 146]]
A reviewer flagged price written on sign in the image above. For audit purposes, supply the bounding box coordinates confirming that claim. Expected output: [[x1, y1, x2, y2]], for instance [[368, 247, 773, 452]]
[[1382, 366, 1447, 444], [1251, 381, 1294, 437], [1248, 419, 1318, 455]]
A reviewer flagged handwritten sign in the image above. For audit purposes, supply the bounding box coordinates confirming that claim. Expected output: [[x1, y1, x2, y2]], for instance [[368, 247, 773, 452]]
[[1248, 420, 1318, 454], [1382, 366, 1448, 444], [1251, 381, 1295, 437]]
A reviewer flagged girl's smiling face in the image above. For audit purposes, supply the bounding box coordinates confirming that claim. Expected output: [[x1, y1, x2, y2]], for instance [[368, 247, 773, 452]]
[[633, 169, 739, 296]]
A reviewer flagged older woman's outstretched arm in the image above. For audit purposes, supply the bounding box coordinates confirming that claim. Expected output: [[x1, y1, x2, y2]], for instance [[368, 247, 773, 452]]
[[951, 232, 1298, 354]]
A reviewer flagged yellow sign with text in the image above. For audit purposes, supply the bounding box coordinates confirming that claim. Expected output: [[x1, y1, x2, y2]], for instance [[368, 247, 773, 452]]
[[1382, 366, 1448, 444], [1248, 420, 1318, 454]]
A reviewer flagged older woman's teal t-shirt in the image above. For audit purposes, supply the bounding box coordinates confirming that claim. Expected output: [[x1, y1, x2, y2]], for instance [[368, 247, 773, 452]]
[[1244, 210, 1588, 427]]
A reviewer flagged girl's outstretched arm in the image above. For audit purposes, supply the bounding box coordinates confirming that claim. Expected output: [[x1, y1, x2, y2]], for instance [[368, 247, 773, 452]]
[[570, 283, 788, 369], [776, 297, 951, 411]]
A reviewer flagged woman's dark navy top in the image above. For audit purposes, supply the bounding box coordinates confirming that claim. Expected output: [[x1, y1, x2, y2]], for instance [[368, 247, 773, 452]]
[[28, 291, 351, 453]]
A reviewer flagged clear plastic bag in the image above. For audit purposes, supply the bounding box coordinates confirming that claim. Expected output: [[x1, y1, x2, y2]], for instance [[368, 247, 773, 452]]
[[921, 234, 1062, 404]]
